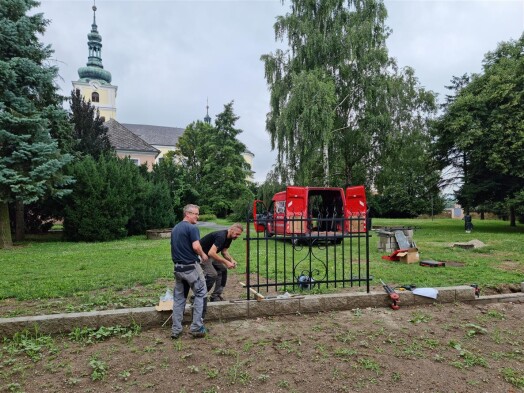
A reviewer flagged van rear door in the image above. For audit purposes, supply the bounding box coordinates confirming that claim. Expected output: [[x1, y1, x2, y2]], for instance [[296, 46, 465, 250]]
[[286, 186, 308, 235], [252, 200, 268, 233], [345, 186, 367, 233]]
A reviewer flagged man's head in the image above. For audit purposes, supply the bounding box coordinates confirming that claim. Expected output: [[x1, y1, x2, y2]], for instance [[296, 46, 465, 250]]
[[227, 223, 244, 239], [183, 204, 200, 224]]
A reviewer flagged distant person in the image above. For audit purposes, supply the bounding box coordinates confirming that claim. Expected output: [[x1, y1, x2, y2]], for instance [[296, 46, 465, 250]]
[[200, 223, 244, 302], [464, 214, 473, 233], [170, 204, 209, 339]]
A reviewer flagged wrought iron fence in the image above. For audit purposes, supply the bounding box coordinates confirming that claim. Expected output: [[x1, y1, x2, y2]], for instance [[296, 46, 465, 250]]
[[244, 215, 370, 299]]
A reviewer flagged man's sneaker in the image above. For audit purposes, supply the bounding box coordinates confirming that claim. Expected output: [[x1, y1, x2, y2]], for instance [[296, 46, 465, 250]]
[[171, 333, 181, 340], [190, 326, 208, 338]]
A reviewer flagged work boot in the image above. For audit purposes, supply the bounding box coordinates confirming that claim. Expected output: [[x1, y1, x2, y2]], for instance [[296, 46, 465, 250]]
[[190, 326, 208, 338]]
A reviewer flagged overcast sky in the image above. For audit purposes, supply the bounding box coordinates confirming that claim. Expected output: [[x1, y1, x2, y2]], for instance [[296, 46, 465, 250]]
[[37, 0, 523, 183]]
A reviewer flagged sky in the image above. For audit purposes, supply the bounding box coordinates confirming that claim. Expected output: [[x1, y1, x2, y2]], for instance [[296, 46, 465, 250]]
[[37, 0, 524, 183]]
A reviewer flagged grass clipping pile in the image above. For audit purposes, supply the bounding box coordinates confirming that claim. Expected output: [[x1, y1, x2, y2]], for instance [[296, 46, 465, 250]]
[[2, 302, 524, 392]]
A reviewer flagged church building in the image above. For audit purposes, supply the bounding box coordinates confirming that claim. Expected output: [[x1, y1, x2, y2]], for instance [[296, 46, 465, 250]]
[[73, 4, 254, 178]]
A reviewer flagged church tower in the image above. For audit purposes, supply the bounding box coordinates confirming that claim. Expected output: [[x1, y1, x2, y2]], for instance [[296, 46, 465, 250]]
[[72, 3, 117, 120], [204, 99, 211, 125]]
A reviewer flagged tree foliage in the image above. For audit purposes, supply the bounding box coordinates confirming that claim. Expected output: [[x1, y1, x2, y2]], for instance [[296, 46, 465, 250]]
[[63, 154, 175, 241], [175, 102, 252, 217], [261, 0, 439, 217], [150, 152, 197, 221], [126, 176, 175, 236], [256, 168, 285, 206], [69, 89, 113, 159], [63, 155, 136, 241], [262, 0, 394, 186], [0, 0, 73, 248], [432, 34, 524, 224]]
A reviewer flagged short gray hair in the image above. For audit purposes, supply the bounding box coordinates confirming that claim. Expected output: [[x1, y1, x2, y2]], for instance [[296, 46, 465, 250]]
[[183, 204, 199, 216]]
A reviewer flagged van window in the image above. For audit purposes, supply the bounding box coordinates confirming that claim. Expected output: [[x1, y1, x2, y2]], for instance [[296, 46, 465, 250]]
[[275, 201, 285, 214]]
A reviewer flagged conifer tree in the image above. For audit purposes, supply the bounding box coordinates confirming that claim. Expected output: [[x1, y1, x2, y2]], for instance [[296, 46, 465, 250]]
[[0, 0, 73, 248], [69, 89, 113, 158], [175, 102, 252, 217]]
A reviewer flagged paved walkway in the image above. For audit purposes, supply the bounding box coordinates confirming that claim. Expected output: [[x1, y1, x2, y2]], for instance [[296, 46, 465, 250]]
[[196, 221, 229, 230]]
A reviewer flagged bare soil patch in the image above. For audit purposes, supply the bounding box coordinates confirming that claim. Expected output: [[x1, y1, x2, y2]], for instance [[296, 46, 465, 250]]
[[2, 302, 523, 392]]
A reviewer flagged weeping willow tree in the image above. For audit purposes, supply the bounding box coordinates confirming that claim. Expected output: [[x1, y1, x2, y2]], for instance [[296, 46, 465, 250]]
[[262, 0, 394, 186], [262, 0, 439, 217]]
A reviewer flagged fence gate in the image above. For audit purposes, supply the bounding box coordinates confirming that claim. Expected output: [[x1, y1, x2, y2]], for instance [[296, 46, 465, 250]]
[[244, 216, 370, 299]]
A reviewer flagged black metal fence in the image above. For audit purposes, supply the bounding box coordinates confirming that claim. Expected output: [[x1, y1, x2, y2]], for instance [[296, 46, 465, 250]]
[[244, 215, 370, 299]]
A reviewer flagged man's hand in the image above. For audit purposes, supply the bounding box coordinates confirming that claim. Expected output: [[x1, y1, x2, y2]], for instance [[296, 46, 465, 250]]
[[193, 240, 208, 262], [225, 260, 236, 269]]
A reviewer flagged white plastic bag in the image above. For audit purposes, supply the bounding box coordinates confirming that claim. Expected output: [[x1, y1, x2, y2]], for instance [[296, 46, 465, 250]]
[[160, 288, 173, 302]]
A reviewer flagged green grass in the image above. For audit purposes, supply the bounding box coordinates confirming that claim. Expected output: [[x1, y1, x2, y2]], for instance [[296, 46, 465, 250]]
[[0, 219, 523, 308], [369, 218, 524, 289], [247, 217, 524, 290]]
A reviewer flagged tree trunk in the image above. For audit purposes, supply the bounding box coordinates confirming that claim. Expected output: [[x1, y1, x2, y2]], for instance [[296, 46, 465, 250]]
[[323, 143, 329, 186], [15, 200, 25, 242], [510, 205, 516, 227], [0, 201, 13, 249], [480, 211, 485, 220]]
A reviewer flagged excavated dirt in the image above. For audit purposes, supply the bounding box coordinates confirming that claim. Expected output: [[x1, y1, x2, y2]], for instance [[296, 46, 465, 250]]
[[1, 301, 524, 392]]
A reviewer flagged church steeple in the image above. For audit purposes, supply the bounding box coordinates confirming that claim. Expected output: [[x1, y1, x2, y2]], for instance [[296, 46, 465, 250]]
[[73, 1, 117, 120], [77, 2, 112, 84], [204, 98, 211, 124]]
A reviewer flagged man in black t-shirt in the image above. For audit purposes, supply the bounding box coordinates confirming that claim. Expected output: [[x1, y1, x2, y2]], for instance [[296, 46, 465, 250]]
[[200, 223, 243, 302]]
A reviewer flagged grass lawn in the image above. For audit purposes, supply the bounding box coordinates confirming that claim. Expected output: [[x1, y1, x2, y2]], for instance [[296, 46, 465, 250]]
[[0, 218, 522, 317]]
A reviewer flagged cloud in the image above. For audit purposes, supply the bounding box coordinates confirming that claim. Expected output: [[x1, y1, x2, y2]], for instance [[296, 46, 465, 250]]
[[39, 0, 523, 183]]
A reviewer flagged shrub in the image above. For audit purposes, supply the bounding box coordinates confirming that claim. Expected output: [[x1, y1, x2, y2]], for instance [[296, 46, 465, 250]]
[[63, 155, 140, 241], [227, 192, 255, 222], [127, 179, 175, 235], [198, 214, 217, 222]]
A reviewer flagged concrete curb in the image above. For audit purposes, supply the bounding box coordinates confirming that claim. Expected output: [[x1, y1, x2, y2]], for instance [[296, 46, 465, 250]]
[[1, 286, 523, 337]]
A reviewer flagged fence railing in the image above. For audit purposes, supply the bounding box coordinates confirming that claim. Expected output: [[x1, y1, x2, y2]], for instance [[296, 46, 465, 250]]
[[244, 215, 370, 299]]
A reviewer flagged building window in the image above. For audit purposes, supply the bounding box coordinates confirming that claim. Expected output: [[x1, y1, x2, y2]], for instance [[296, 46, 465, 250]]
[[157, 157, 164, 163], [91, 92, 99, 102], [130, 158, 140, 166]]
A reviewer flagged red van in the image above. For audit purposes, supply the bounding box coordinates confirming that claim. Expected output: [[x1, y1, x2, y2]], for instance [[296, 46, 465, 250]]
[[253, 186, 367, 238]]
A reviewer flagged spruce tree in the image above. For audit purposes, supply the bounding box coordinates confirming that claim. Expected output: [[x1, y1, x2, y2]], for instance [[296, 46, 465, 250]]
[[200, 102, 252, 217], [63, 155, 138, 241], [69, 89, 113, 158], [175, 103, 252, 217], [0, 0, 73, 248]]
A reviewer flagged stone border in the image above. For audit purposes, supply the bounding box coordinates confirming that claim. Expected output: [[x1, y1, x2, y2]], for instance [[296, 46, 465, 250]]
[[1, 286, 523, 337], [146, 229, 171, 240]]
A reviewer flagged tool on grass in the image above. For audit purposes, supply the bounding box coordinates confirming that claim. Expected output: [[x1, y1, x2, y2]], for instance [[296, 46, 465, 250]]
[[380, 279, 400, 310], [396, 285, 416, 291], [470, 284, 480, 298], [239, 282, 265, 301], [162, 313, 173, 327], [420, 260, 446, 267]]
